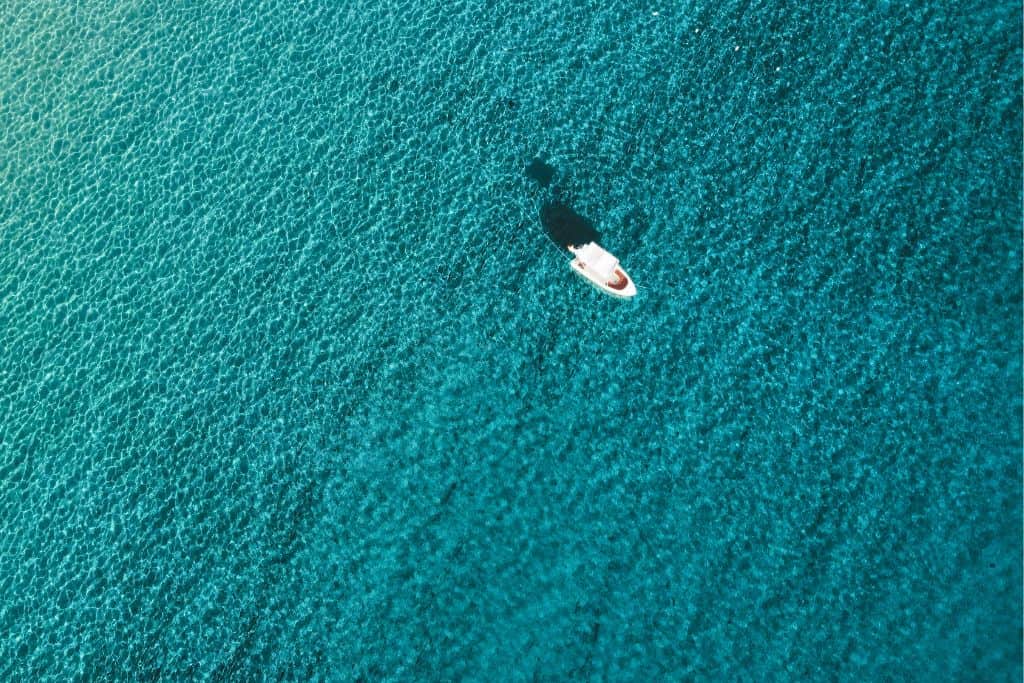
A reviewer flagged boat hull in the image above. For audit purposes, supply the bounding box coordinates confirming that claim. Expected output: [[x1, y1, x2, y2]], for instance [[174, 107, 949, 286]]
[[569, 259, 638, 299]]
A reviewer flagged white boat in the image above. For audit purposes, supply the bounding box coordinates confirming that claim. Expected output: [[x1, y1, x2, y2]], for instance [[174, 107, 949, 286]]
[[568, 242, 637, 299]]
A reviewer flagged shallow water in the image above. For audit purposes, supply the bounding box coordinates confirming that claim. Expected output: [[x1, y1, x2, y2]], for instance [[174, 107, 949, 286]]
[[1, 0, 1021, 679]]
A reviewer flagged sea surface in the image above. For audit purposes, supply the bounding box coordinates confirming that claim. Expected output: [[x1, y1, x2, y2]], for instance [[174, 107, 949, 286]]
[[1, 0, 1021, 680]]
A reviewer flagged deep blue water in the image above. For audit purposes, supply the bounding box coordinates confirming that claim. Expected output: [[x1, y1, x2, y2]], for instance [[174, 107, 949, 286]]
[[1, 0, 1021, 680]]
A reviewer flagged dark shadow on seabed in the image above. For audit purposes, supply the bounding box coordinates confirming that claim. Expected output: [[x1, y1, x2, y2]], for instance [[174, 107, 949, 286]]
[[539, 202, 601, 250], [525, 156, 602, 250]]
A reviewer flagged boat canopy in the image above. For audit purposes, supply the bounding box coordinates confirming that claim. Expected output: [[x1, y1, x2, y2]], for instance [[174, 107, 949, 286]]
[[576, 242, 619, 280]]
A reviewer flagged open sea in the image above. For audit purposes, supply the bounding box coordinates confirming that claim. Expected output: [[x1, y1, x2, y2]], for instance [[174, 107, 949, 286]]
[[1, 0, 1021, 680]]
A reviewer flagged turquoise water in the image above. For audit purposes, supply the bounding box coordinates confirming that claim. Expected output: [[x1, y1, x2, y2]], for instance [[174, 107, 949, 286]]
[[1, 0, 1021, 679]]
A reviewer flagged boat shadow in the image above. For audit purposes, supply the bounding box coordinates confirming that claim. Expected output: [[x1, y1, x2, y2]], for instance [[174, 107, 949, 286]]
[[526, 157, 602, 250], [540, 201, 601, 251]]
